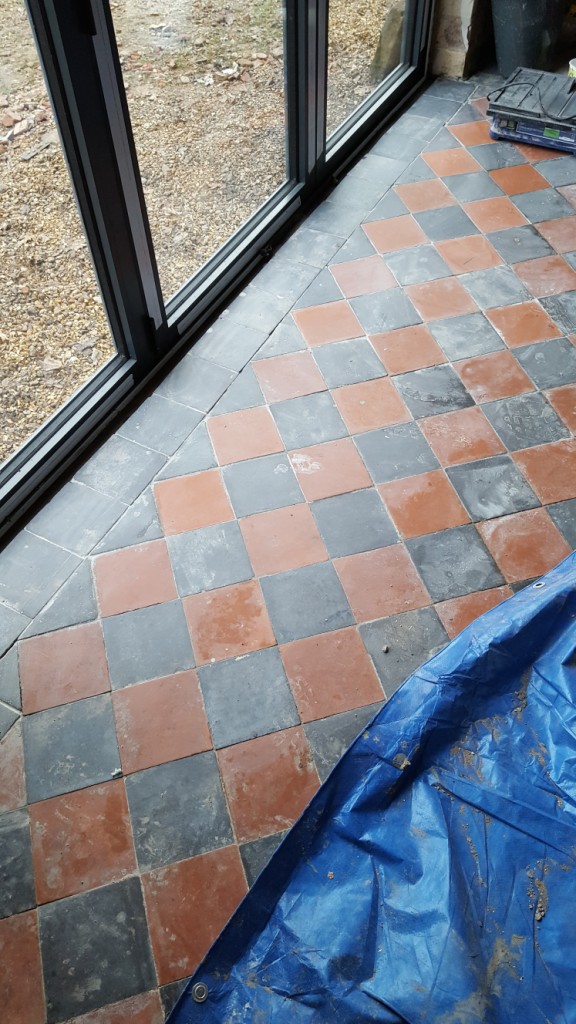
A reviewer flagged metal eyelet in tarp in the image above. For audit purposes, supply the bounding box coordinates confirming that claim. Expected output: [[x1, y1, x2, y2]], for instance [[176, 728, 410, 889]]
[[169, 551, 576, 1024]]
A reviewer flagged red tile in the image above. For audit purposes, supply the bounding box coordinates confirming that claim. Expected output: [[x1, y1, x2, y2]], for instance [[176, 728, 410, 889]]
[[334, 545, 430, 622], [546, 384, 576, 432], [558, 184, 576, 211], [394, 179, 457, 213], [292, 300, 363, 347], [329, 255, 396, 297], [239, 505, 327, 576], [435, 235, 502, 274], [184, 580, 275, 664], [405, 278, 478, 321], [512, 255, 576, 298], [0, 720, 25, 813], [30, 780, 136, 904], [112, 670, 212, 774], [420, 407, 506, 467], [534, 218, 576, 255], [513, 141, 564, 162], [471, 97, 489, 116], [208, 407, 284, 465], [379, 470, 470, 539], [252, 351, 326, 403], [435, 586, 514, 640], [478, 509, 571, 583], [280, 627, 383, 721], [332, 378, 411, 434], [463, 197, 527, 232], [93, 540, 177, 617], [143, 847, 248, 985], [154, 470, 234, 536], [370, 324, 446, 374], [512, 440, 576, 504], [453, 350, 535, 403], [448, 121, 493, 146], [288, 438, 371, 501], [363, 215, 427, 254], [423, 148, 482, 177], [65, 993, 164, 1024], [489, 164, 549, 194], [487, 301, 562, 347], [218, 727, 320, 843], [0, 911, 45, 1024], [19, 621, 110, 714]]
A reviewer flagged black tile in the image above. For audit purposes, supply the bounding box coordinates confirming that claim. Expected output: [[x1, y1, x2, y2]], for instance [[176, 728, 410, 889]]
[[92, 489, 163, 552], [395, 156, 436, 185], [0, 531, 80, 619], [0, 703, 19, 740], [548, 498, 576, 549], [311, 490, 397, 557], [198, 647, 298, 749], [160, 980, 189, 1018], [360, 607, 448, 697], [253, 320, 307, 360], [0, 646, 20, 710], [445, 171, 504, 202], [362, 190, 408, 223], [117, 395, 203, 456], [385, 245, 452, 286], [329, 226, 376, 264], [486, 226, 554, 264], [156, 353, 235, 412], [103, 600, 195, 689], [168, 521, 253, 597], [515, 338, 576, 390], [354, 422, 439, 483], [350, 289, 421, 334], [279, 226, 346, 268], [21, 561, 97, 638], [540, 292, 576, 335], [156, 422, 216, 481], [459, 266, 531, 309], [512, 189, 575, 223], [23, 694, 120, 802], [191, 318, 267, 372], [0, 603, 29, 660], [446, 455, 539, 522], [429, 312, 505, 360], [74, 434, 166, 504], [270, 392, 347, 449], [293, 268, 343, 309], [0, 808, 34, 918], [312, 338, 386, 388], [468, 141, 526, 171], [125, 752, 233, 870], [406, 525, 505, 602], [414, 206, 480, 242], [423, 126, 461, 152], [305, 703, 383, 782], [510, 578, 539, 593], [535, 155, 576, 187], [483, 393, 569, 450], [27, 481, 126, 557], [222, 453, 304, 518], [224, 286, 290, 334], [393, 364, 474, 418], [260, 562, 354, 643], [40, 877, 155, 1024], [240, 831, 288, 886]]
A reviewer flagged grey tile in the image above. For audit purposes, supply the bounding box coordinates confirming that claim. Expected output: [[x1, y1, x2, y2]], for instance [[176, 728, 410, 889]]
[[103, 600, 195, 688], [445, 171, 504, 202], [156, 422, 216, 481], [564, 251, 576, 273], [406, 525, 504, 602], [459, 266, 531, 309], [371, 131, 424, 162], [330, 173, 395, 215], [125, 752, 233, 871], [198, 647, 299, 749], [312, 338, 386, 388], [429, 312, 505, 360], [250, 258, 320, 305], [23, 694, 120, 803], [540, 292, 576, 335], [191, 318, 267, 372], [363, 190, 408, 223], [260, 562, 354, 643], [395, 157, 436, 185], [27, 481, 126, 557], [222, 454, 304, 518], [483, 393, 570, 450], [0, 604, 29, 659], [117, 395, 203, 455], [486, 226, 554, 264], [510, 577, 539, 593], [512, 189, 575, 223], [414, 206, 480, 242], [0, 808, 34, 919], [385, 245, 452, 286], [426, 79, 475, 101], [0, 647, 20, 709], [156, 353, 235, 412], [360, 606, 448, 696], [253, 320, 307, 360], [0, 702, 19, 740], [354, 422, 439, 483], [279, 226, 346, 268], [311, 490, 397, 557], [407, 94, 462, 120], [548, 499, 576, 549], [160, 980, 189, 1019], [92, 489, 163, 551], [393, 364, 474, 418], [223, 286, 290, 334], [446, 455, 539, 522], [350, 289, 421, 334], [388, 112, 442, 142], [270, 392, 347, 449], [423, 126, 461, 152], [306, 200, 366, 236], [305, 703, 383, 782], [21, 560, 97, 638], [535, 155, 576, 187], [293, 268, 343, 309], [40, 877, 155, 1024], [515, 338, 576, 389], [448, 102, 485, 125], [468, 141, 526, 170], [240, 831, 287, 886], [167, 521, 253, 597], [348, 153, 405, 186], [329, 227, 377, 263], [0, 531, 80, 619], [74, 434, 166, 504]]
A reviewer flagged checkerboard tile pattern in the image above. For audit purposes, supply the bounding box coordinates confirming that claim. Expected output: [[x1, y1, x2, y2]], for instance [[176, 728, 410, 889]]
[[1, 75, 576, 1022]]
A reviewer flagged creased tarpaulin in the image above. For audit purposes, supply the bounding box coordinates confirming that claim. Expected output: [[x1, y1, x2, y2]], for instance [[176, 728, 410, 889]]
[[169, 552, 576, 1024]]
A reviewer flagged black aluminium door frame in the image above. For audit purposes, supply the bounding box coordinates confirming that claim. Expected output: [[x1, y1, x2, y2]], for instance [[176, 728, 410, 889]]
[[0, 0, 434, 539]]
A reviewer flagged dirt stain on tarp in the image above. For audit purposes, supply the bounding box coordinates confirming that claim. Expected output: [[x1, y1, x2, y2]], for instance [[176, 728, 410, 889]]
[[439, 935, 524, 1024], [527, 862, 549, 922]]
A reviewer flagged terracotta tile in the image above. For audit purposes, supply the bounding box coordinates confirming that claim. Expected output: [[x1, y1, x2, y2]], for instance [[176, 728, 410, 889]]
[[208, 407, 284, 465], [379, 470, 470, 539], [454, 350, 534, 403], [545, 384, 576, 432], [463, 197, 528, 232], [436, 235, 502, 274], [423, 148, 482, 177], [448, 120, 493, 146], [330, 254, 396, 297], [218, 726, 320, 843], [436, 585, 513, 639], [489, 164, 549, 195], [478, 508, 571, 582], [394, 179, 457, 213], [239, 505, 327, 576], [334, 545, 430, 622], [487, 301, 562, 347], [64, 992, 164, 1024], [0, 911, 45, 1024], [184, 579, 275, 664], [370, 324, 446, 374], [30, 779, 136, 903], [113, 670, 212, 774], [288, 438, 371, 501], [143, 846, 248, 985], [420, 407, 506, 467], [19, 621, 110, 714], [512, 255, 576, 298], [280, 627, 383, 721], [292, 300, 363, 347], [512, 440, 576, 504], [0, 720, 26, 813], [405, 278, 478, 321], [513, 142, 564, 162], [535, 218, 576, 255], [93, 539, 177, 617], [471, 96, 489, 116], [363, 215, 427, 254], [332, 378, 411, 434], [154, 469, 234, 536], [558, 184, 576, 210], [252, 351, 327, 403]]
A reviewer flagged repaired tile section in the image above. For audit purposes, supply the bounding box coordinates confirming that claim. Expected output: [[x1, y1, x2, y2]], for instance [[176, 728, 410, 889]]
[[436, 586, 514, 639], [478, 508, 571, 583], [453, 350, 534, 403], [362, 215, 427, 254], [379, 470, 470, 538], [514, 337, 576, 390], [222, 453, 304, 518], [512, 440, 576, 504], [446, 454, 539, 521], [546, 383, 576, 432], [311, 489, 397, 557], [74, 435, 165, 506], [393, 364, 475, 419], [252, 351, 327, 403], [292, 300, 363, 346], [240, 830, 287, 886], [0, 531, 81, 620], [0, 808, 35, 918], [281, 627, 382, 722], [334, 545, 430, 622], [288, 438, 372, 501], [239, 504, 327, 575], [154, 469, 234, 536], [103, 600, 194, 688], [260, 562, 354, 643], [429, 312, 505, 361], [64, 992, 164, 1024], [333, 377, 411, 433], [19, 621, 110, 714], [406, 524, 504, 602], [21, 560, 98, 638], [167, 520, 252, 597], [513, 255, 576, 299], [483, 393, 569, 450], [207, 406, 284, 465], [487, 301, 562, 347], [312, 337, 386, 388], [354, 422, 439, 483], [0, 645, 20, 709], [405, 278, 478, 321], [359, 607, 448, 697], [93, 540, 177, 617], [435, 235, 502, 274], [370, 324, 446, 375], [305, 703, 383, 782], [0, 910, 45, 1024], [0, 721, 26, 814], [419, 407, 506, 466], [329, 254, 396, 297], [270, 391, 348, 449], [27, 481, 126, 557], [184, 579, 275, 664]]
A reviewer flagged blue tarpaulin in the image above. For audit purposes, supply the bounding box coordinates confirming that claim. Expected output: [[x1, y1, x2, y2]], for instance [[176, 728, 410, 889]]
[[170, 553, 576, 1023]]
